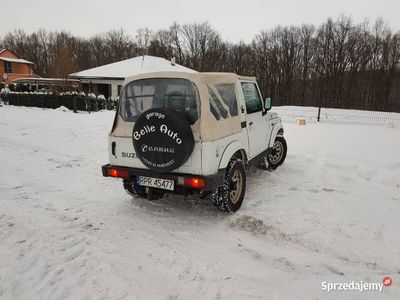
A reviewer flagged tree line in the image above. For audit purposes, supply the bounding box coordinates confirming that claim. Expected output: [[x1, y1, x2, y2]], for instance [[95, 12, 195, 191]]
[[1, 16, 400, 111]]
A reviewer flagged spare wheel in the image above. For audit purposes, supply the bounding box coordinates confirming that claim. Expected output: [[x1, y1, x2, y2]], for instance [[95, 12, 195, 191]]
[[132, 108, 195, 173]]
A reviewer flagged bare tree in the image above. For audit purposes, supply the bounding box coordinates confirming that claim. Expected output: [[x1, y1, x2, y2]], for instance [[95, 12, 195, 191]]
[[136, 28, 152, 55], [180, 22, 224, 71], [148, 29, 175, 59], [1, 17, 399, 111]]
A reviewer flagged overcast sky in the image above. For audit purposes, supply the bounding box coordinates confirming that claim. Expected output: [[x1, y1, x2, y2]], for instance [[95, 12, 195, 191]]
[[1, 0, 399, 42]]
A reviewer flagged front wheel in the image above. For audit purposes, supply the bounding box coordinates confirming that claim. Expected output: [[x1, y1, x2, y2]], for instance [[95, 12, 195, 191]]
[[265, 136, 287, 170], [212, 159, 246, 213]]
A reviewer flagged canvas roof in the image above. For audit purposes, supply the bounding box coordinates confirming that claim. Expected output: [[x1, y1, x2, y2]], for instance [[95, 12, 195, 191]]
[[69, 55, 196, 80], [124, 71, 255, 85], [115, 71, 257, 142]]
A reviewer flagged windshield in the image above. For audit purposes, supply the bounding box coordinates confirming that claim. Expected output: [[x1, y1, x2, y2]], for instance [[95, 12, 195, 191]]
[[120, 78, 199, 124]]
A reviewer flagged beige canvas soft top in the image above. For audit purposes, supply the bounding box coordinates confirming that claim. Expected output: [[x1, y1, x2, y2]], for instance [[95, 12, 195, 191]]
[[124, 71, 256, 85], [112, 71, 257, 142]]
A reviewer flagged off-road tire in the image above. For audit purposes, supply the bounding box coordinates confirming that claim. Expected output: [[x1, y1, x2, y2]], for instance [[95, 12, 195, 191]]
[[265, 136, 287, 170], [212, 159, 246, 213], [123, 179, 147, 198]]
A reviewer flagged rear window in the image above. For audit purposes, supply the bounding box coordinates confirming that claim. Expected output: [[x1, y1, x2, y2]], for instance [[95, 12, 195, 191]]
[[120, 78, 198, 124]]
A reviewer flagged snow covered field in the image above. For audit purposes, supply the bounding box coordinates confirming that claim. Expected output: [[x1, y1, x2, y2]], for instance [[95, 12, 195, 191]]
[[1, 105, 399, 300], [272, 106, 400, 128]]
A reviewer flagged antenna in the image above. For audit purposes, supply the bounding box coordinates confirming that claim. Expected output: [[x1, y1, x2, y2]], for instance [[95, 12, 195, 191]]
[[170, 57, 176, 66]]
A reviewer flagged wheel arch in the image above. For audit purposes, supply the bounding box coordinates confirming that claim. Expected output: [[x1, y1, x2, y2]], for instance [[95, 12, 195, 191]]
[[218, 141, 248, 169], [268, 122, 284, 148]]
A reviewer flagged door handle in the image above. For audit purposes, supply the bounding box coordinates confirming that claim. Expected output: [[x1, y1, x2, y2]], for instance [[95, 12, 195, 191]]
[[249, 122, 253, 126]]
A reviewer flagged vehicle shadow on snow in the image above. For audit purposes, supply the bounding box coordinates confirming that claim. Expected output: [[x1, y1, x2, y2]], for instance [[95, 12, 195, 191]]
[[125, 192, 223, 221], [121, 166, 280, 222]]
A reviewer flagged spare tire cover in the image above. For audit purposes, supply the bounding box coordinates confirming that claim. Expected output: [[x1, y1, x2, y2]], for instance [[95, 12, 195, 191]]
[[132, 108, 195, 173]]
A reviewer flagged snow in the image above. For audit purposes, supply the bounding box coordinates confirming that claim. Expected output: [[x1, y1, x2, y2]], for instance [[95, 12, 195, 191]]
[[0, 105, 399, 299], [272, 106, 400, 128], [55, 106, 70, 112], [0, 87, 11, 94], [69, 55, 196, 80], [0, 57, 34, 65]]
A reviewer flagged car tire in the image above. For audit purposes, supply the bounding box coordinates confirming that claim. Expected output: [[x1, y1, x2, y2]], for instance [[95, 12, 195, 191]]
[[265, 136, 287, 170], [123, 179, 147, 198], [212, 159, 246, 213]]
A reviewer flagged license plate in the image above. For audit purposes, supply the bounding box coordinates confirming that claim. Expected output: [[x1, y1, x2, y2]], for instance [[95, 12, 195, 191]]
[[136, 176, 174, 191]]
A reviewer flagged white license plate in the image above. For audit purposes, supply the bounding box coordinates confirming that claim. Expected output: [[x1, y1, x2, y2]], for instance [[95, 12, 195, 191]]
[[137, 176, 175, 191]]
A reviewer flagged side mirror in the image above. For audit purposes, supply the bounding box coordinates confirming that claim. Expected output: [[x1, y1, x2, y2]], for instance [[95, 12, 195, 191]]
[[264, 97, 272, 110]]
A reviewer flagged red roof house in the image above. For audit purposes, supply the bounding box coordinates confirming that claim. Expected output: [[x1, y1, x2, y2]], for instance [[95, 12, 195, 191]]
[[0, 49, 36, 84]]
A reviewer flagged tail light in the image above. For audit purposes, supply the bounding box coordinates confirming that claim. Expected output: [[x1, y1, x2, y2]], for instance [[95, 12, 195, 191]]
[[183, 177, 205, 189], [107, 168, 129, 178]]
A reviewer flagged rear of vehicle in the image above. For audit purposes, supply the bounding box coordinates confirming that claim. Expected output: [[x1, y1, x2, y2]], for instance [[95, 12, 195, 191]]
[[102, 72, 244, 199], [102, 71, 284, 213]]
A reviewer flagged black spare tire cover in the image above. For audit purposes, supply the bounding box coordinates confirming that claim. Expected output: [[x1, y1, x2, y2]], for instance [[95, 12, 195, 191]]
[[132, 108, 195, 173]]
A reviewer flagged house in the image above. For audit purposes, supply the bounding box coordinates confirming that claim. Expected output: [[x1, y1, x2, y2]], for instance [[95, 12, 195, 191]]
[[69, 55, 196, 99], [0, 49, 36, 84]]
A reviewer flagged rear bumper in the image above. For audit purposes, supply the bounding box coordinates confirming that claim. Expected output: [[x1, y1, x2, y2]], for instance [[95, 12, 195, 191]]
[[102, 164, 225, 192]]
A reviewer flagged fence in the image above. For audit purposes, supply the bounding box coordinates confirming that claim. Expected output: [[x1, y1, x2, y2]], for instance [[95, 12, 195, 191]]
[[271, 106, 400, 128], [2, 94, 400, 128], [1, 93, 117, 112]]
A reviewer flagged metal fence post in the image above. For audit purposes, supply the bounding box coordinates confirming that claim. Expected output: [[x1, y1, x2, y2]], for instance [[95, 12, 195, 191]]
[[73, 96, 78, 113], [317, 107, 321, 122]]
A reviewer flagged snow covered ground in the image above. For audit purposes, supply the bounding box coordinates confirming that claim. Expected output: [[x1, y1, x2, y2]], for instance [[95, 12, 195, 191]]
[[0, 105, 399, 300], [272, 106, 400, 128]]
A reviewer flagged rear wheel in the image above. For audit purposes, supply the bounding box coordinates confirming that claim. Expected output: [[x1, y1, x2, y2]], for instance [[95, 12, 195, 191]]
[[212, 159, 246, 213], [123, 179, 147, 198]]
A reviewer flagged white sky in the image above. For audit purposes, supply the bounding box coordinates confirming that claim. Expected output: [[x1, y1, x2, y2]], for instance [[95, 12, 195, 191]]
[[1, 0, 399, 42]]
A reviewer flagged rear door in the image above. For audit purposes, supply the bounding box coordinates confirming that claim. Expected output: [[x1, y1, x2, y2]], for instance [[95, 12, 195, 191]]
[[239, 81, 267, 158]]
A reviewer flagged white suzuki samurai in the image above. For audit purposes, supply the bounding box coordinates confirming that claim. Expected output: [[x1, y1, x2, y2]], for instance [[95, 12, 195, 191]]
[[102, 72, 287, 212]]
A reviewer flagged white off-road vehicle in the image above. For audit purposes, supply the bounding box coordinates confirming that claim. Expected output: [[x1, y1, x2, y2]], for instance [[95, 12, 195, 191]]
[[102, 72, 287, 212]]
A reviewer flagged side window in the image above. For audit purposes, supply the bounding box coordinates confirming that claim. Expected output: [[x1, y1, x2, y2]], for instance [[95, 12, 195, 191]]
[[209, 86, 228, 120], [208, 83, 238, 121], [4, 61, 13, 73], [241, 82, 263, 114], [214, 84, 238, 117]]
